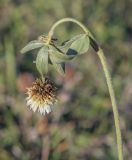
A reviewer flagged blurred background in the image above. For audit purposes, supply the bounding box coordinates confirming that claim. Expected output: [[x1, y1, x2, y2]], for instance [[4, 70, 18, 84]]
[[0, 0, 132, 159]]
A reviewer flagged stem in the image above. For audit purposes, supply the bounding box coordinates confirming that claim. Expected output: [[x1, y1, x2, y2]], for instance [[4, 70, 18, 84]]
[[97, 48, 123, 160], [41, 75, 45, 82], [47, 18, 95, 44], [47, 18, 123, 160]]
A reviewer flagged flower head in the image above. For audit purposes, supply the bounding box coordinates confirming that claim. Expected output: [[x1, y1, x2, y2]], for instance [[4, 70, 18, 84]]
[[26, 77, 57, 115]]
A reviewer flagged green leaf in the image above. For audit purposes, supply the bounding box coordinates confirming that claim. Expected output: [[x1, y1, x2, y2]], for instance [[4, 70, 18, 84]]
[[50, 50, 65, 75], [67, 34, 90, 55], [36, 46, 48, 75], [21, 40, 44, 54], [52, 63, 65, 75], [59, 34, 83, 53], [49, 46, 75, 63]]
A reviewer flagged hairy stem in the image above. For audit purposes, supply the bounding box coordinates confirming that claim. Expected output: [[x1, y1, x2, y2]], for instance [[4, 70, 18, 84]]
[[47, 18, 123, 160], [97, 48, 123, 160], [47, 18, 95, 44]]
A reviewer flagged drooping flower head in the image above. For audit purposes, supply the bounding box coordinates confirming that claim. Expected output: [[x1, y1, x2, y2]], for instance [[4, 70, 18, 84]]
[[26, 77, 57, 115]]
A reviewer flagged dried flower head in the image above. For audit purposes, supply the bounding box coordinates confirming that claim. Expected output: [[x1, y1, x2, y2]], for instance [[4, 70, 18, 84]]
[[38, 35, 57, 45], [26, 78, 57, 115]]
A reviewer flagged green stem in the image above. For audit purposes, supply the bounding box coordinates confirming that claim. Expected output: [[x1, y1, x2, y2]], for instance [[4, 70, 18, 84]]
[[41, 75, 45, 82], [47, 18, 95, 44], [47, 18, 123, 160], [97, 48, 123, 160]]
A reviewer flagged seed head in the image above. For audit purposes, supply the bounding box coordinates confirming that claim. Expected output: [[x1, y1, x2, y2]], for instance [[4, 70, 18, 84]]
[[26, 78, 57, 115]]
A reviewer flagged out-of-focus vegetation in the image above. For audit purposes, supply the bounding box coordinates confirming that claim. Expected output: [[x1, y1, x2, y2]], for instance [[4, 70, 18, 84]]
[[0, 0, 132, 159]]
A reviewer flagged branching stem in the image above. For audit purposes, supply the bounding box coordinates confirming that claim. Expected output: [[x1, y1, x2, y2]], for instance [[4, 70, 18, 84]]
[[47, 18, 123, 160]]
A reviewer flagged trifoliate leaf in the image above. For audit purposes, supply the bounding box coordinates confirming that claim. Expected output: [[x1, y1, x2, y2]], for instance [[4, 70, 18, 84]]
[[21, 40, 44, 54], [49, 46, 75, 63], [36, 46, 48, 75], [67, 34, 90, 55]]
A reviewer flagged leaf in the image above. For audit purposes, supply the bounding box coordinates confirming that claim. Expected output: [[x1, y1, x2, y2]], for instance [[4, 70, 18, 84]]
[[50, 51, 65, 75], [21, 40, 44, 54], [59, 34, 83, 53], [36, 46, 48, 75], [67, 34, 90, 55], [49, 46, 75, 63], [52, 63, 65, 75]]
